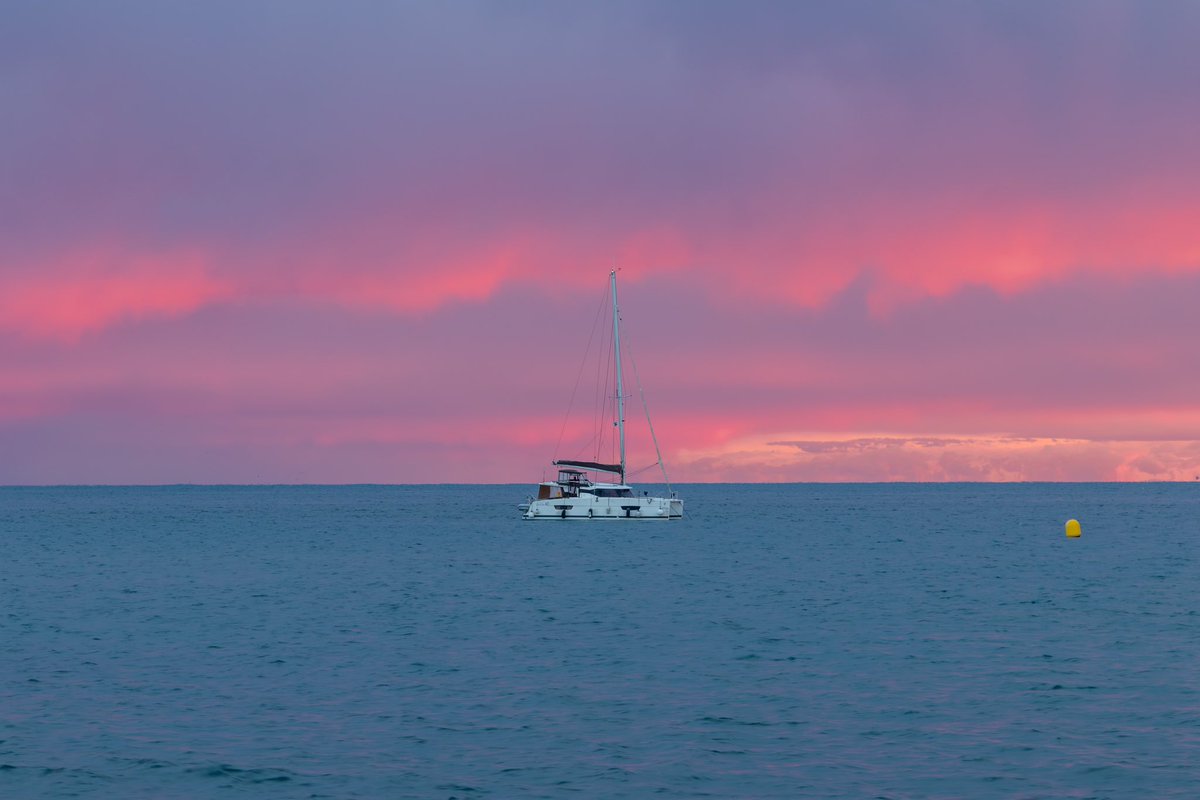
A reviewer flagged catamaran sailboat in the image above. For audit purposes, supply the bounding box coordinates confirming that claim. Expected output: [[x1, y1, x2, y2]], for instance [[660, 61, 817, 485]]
[[521, 271, 683, 520]]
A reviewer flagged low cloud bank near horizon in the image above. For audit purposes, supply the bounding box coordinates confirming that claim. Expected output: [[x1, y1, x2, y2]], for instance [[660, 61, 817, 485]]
[[676, 435, 1200, 483]]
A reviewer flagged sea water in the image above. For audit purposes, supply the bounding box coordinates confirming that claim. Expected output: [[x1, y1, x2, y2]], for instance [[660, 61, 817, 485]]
[[2, 484, 1199, 798]]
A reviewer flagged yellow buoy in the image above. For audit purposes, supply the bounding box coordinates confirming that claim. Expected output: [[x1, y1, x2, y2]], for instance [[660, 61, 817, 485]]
[[1065, 519, 1081, 538]]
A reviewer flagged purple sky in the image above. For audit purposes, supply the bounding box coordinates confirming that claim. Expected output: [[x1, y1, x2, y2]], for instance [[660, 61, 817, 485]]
[[4, 2, 1200, 482]]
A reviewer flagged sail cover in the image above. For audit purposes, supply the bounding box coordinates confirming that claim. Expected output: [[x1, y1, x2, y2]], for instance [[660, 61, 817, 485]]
[[553, 459, 623, 475]]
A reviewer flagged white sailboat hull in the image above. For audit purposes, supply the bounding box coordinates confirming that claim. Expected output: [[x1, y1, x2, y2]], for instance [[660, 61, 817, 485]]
[[524, 494, 683, 520]]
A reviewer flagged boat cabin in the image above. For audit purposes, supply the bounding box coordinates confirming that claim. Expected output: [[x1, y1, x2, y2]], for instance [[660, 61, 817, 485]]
[[534, 469, 636, 500], [580, 485, 635, 498], [554, 468, 590, 498], [536, 469, 591, 500]]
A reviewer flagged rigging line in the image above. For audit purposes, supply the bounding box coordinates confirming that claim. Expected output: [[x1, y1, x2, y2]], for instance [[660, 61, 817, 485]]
[[626, 334, 673, 494], [570, 431, 602, 461], [596, 342, 606, 461], [553, 287, 609, 460], [564, 427, 605, 468], [609, 315, 619, 470], [627, 461, 662, 478], [591, 291, 605, 459], [594, 294, 614, 462]]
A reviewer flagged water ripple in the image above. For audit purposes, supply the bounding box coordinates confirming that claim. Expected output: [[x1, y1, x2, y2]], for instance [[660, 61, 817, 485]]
[[2, 484, 1199, 797]]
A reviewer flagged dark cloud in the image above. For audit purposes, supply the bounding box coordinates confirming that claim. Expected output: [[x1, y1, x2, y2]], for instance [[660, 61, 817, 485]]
[[7, 1, 1200, 267]]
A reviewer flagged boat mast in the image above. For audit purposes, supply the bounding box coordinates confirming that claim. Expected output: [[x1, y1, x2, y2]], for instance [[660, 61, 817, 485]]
[[610, 269, 626, 484]]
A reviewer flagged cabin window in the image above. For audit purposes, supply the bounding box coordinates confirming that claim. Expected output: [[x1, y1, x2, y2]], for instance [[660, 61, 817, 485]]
[[594, 488, 634, 498]]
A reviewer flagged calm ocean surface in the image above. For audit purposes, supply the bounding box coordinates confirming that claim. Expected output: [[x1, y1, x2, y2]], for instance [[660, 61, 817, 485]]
[[2, 484, 1199, 798]]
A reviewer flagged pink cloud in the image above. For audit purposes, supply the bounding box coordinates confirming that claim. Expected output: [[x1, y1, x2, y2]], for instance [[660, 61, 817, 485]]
[[0, 247, 231, 341]]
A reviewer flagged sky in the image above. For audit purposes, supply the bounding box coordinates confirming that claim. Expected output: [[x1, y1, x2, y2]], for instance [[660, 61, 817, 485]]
[[4, 1, 1200, 483]]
